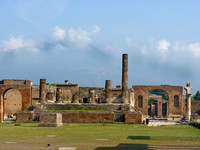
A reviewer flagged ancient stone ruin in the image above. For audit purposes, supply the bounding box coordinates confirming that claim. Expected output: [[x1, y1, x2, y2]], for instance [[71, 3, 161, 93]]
[[0, 54, 199, 124]]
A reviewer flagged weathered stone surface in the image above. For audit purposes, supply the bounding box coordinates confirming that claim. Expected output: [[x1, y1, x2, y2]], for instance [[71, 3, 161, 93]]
[[122, 54, 129, 104], [38, 113, 63, 127], [105, 80, 112, 103], [41, 103, 130, 112], [16, 111, 34, 122], [0, 80, 31, 122], [192, 100, 200, 115], [132, 85, 184, 117], [62, 112, 115, 123], [125, 112, 143, 123], [39, 79, 46, 103], [55, 88, 63, 103], [185, 82, 192, 121]]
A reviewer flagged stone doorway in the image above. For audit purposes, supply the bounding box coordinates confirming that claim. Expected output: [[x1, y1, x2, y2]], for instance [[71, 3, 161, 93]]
[[3, 89, 22, 120], [148, 99, 158, 117]]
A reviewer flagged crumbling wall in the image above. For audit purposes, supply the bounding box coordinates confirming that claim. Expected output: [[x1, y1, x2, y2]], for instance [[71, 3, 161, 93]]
[[62, 112, 115, 123], [132, 85, 184, 117], [192, 100, 200, 115], [0, 80, 31, 122], [79, 87, 105, 103]]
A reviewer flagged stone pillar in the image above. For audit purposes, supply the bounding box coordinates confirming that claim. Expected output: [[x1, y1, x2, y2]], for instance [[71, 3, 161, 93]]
[[184, 82, 192, 121], [105, 80, 112, 103], [55, 88, 63, 103], [129, 90, 135, 112], [0, 96, 3, 122], [89, 90, 96, 103], [122, 54, 129, 103], [129, 90, 135, 107], [39, 79, 46, 103]]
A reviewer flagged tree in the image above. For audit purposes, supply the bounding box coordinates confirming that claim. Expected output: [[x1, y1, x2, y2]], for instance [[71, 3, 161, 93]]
[[194, 91, 200, 100]]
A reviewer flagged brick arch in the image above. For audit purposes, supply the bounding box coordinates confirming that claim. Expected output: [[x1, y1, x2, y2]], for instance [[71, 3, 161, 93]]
[[147, 88, 170, 101], [3, 88, 22, 120], [132, 85, 184, 116]]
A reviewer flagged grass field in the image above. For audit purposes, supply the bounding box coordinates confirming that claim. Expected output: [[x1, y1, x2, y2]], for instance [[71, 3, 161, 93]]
[[0, 123, 200, 150]]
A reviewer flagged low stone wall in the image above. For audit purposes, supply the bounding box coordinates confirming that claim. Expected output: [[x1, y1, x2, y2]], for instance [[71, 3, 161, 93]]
[[16, 111, 34, 122], [16, 111, 144, 124], [38, 113, 63, 127], [41, 103, 130, 112], [125, 112, 143, 124], [147, 119, 179, 126], [191, 114, 200, 122], [192, 100, 200, 115], [62, 112, 115, 123]]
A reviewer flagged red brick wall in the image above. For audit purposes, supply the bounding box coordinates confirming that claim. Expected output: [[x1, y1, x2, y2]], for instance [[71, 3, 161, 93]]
[[62, 112, 115, 123], [16, 111, 34, 122], [0, 80, 31, 122], [125, 112, 143, 123]]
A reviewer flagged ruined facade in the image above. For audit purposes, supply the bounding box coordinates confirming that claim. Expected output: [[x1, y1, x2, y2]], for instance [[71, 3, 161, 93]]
[[0, 80, 31, 122], [0, 54, 196, 123]]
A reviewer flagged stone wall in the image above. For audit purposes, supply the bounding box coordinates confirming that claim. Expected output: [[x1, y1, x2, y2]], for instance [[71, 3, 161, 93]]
[[79, 87, 105, 103], [125, 112, 143, 123], [191, 100, 200, 115], [62, 112, 115, 123], [16, 111, 34, 122], [41, 103, 130, 112]]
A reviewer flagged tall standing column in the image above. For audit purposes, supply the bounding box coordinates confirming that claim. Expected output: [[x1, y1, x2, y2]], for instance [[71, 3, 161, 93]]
[[122, 54, 129, 103], [105, 80, 112, 103], [184, 82, 192, 121], [39, 79, 46, 103]]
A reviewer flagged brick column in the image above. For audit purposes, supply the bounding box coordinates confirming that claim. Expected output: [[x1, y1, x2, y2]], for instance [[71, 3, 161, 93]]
[[122, 54, 129, 103], [105, 80, 112, 103], [39, 79, 46, 103]]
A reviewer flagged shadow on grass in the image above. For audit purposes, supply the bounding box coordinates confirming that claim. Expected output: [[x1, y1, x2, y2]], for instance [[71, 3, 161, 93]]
[[95, 144, 200, 150], [127, 136, 150, 140], [95, 144, 149, 150], [189, 123, 200, 130]]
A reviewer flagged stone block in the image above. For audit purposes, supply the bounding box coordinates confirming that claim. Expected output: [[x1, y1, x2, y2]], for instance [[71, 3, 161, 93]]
[[16, 111, 34, 122], [38, 113, 63, 127]]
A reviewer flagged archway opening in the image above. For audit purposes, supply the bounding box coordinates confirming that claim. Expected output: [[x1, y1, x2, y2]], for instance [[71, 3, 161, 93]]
[[148, 99, 158, 117], [149, 89, 169, 100], [3, 89, 22, 121], [149, 89, 169, 117]]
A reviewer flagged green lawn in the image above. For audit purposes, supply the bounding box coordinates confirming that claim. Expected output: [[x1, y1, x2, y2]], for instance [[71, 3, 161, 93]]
[[0, 123, 199, 150]]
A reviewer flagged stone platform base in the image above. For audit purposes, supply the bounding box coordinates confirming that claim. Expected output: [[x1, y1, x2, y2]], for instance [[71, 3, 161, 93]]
[[38, 113, 63, 127]]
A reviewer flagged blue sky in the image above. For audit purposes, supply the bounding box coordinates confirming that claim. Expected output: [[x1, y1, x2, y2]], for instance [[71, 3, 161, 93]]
[[0, 0, 200, 94]]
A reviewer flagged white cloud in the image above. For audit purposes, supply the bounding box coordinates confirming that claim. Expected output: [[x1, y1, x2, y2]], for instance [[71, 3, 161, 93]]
[[172, 41, 185, 52], [52, 26, 66, 41], [156, 39, 171, 53], [68, 28, 92, 49], [67, 25, 100, 49], [92, 25, 100, 34], [188, 42, 200, 56], [2, 36, 38, 54]]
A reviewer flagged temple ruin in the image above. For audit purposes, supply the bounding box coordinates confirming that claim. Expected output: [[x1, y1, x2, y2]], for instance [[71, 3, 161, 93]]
[[0, 54, 199, 123]]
